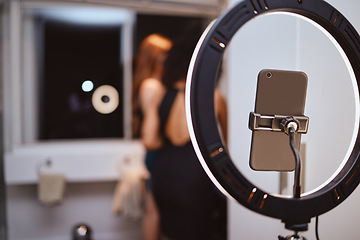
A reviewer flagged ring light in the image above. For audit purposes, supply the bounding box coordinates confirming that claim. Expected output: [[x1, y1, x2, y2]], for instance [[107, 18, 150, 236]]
[[185, 0, 360, 227], [92, 85, 119, 114]]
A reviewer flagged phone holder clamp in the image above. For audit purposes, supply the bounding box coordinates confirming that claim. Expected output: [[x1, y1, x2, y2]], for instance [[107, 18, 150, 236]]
[[248, 112, 309, 134]]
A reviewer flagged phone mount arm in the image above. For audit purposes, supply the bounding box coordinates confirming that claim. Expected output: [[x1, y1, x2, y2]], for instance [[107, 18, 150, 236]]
[[282, 117, 302, 199], [249, 112, 309, 134]]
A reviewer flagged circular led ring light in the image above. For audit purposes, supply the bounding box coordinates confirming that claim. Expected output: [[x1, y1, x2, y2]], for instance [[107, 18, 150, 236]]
[[186, 0, 360, 226], [92, 85, 119, 114]]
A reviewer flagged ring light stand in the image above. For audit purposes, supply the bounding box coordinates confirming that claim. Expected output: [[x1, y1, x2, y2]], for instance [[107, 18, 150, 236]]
[[185, 0, 360, 238]]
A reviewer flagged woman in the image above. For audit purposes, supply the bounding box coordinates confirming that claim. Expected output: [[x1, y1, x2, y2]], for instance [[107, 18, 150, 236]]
[[143, 33, 228, 239], [132, 33, 172, 240]]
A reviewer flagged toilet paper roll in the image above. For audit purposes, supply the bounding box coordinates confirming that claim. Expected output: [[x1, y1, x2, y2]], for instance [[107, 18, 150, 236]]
[[38, 170, 66, 205]]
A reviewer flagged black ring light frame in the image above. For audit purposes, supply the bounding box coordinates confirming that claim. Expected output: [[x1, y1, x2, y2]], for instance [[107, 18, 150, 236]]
[[186, 0, 360, 228]]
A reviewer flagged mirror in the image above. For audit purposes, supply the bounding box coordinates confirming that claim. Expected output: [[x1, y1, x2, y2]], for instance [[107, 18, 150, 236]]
[[3, 1, 216, 239], [20, 6, 210, 142]]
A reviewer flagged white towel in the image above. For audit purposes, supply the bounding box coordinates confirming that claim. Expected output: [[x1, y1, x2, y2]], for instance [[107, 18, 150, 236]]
[[38, 162, 66, 206], [112, 157, 150, 219]]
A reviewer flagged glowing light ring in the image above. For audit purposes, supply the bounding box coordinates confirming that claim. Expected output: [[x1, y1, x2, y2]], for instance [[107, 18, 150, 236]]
[[186, 0, 360, 225], [92, 85, 119, 114]]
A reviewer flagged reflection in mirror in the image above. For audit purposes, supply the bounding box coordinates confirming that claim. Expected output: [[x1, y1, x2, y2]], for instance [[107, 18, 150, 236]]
[[4, 1, 215, 239], [223, 12, 359, 197], [23, 7, 133, 141], [38, 12, 126, 139], [21, 5, 210, 142]]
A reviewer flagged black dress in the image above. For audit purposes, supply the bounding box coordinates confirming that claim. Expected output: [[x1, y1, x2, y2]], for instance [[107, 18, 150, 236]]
[[152, 89, 227, 240]]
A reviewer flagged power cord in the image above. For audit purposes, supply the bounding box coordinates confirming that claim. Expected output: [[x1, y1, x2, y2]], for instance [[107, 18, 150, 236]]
[[281, 117, 302, 199], [315, 215, 320, 240], [288, 126, 301, 198]]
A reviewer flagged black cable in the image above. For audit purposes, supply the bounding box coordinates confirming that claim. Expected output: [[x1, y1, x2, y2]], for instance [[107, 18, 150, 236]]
[[315, 215, 320, 240], [288, 126, 301, 198], [289, 125, 320, 240]]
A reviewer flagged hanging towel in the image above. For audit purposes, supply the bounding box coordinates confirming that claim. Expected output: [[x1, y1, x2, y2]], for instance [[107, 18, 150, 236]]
[[112, 156, 150, 219], [37, 160, 66, 206]]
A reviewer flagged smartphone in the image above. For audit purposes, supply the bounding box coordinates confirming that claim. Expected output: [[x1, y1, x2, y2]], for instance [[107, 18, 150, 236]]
[[249, 69, 308, 171]]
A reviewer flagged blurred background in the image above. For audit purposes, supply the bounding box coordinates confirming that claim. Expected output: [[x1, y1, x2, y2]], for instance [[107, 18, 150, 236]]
[[1, 0, 360, 239]]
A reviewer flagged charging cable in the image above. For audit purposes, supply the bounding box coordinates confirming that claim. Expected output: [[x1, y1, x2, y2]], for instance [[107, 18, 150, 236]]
[[280, 117, 301, 199]]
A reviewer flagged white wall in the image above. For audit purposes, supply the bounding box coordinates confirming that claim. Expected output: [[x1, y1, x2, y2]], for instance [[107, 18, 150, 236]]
[[227, 0, 360, 239]]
